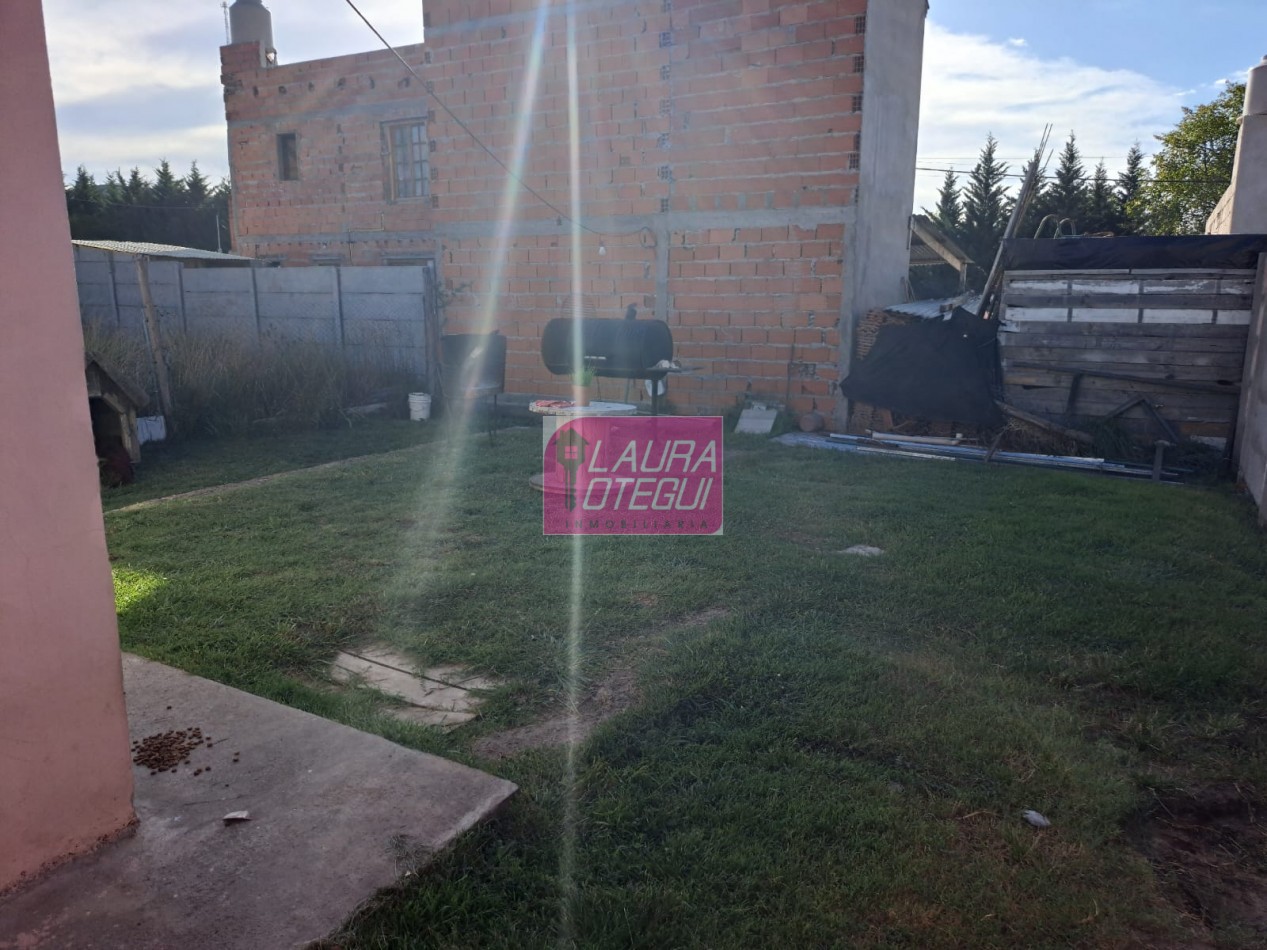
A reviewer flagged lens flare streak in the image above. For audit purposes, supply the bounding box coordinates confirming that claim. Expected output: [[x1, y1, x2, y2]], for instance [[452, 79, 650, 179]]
[[560, 5, 586, 945]]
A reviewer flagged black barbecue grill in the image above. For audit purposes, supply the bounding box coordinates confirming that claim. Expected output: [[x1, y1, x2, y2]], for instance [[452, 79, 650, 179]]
[[540, 317, 675, 413]]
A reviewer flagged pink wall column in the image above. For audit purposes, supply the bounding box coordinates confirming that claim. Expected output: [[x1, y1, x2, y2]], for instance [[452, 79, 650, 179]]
[[0, 0, 135, 891]]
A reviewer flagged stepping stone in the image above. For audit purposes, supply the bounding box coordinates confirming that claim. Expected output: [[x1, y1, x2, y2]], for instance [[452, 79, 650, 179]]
[[329, 644, 501, 728], [431, 672, 501, 693], [422, 664, 497, 689]]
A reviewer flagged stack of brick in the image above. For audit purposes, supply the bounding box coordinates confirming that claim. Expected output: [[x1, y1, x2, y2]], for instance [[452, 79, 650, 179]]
[[846, 307, 910, 433]]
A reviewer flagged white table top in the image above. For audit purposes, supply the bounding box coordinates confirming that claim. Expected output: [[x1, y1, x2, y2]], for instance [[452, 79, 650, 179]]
[[529, 400, 638, 417]]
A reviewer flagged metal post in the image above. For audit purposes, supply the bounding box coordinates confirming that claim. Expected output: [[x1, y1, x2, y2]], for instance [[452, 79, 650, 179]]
[[332, 265, 345, 350], [249, 265, 261, 344]]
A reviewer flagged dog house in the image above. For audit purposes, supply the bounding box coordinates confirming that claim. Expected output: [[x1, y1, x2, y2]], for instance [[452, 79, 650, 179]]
[[85, 352, 149, 482]]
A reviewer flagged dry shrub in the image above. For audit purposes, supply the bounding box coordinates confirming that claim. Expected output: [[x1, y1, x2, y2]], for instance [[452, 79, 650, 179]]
[[82, 323, 419, 436]]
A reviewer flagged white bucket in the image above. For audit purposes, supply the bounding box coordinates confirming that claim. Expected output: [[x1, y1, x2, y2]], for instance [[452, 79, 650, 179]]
[[407, 392, 432, 421]]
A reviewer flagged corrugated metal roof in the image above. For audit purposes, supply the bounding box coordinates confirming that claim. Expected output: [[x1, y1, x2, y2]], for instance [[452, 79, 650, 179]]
[[885, 294, 982, 320], [72, 240, 253, 263]]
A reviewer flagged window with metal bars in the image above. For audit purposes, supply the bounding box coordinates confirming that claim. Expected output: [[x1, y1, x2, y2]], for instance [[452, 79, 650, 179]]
[[385, 120, 429, 199]]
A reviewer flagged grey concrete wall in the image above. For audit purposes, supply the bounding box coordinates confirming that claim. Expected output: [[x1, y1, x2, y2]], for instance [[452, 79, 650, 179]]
[[255, 266, 338, 345], [1235, 254, 1267, 524], [339, 266, 428, 370], [837, 0, 926, 424], [75, 255, 431, 376], [182, 267, 258, 342], [75, 247, 182, 339]]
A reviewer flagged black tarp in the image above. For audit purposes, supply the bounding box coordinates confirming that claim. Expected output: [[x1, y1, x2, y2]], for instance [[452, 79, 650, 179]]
[[1002, 235, 1267, 272], [838, 307, 1002, 427]]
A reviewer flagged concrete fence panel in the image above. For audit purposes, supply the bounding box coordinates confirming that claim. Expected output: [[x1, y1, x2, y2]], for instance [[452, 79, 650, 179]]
[[110, 258, 183, 340], [180, 268, 258, 344], [256, 266, 339, 345], [73, 248, 120, 332], [339, 265, 426, 295], [75, 256, 433, 378]]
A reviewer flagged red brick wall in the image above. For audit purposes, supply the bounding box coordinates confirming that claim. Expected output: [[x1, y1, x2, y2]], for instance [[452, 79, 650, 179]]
[[222, 0, 872, 412]]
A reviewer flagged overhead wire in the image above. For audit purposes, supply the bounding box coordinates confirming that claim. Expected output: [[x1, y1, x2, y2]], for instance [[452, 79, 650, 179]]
[[915, 164, 1230, 186]]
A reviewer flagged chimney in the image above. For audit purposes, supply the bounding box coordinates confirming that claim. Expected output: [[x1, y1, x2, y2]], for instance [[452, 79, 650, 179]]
[[1208, 55, 1267, 234], [229, 0, 276, 68], [1246, 54, 1267, 118]]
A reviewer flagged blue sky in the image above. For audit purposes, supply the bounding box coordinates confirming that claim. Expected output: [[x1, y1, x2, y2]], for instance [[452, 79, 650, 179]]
[[931, 0, 1260, 96], [41, 1, 1267, 210]]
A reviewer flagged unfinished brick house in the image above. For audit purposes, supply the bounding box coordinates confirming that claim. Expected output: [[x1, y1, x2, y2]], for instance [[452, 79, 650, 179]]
[[219, 0, 926, 415]]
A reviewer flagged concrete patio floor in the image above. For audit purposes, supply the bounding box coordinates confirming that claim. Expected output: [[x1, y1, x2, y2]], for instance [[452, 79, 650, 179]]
[[0, 655, 516, 949]]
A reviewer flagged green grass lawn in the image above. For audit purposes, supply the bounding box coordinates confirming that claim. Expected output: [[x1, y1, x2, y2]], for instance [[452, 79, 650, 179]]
[[104, 427, 1267, 948], [102, 418, 449, 511]]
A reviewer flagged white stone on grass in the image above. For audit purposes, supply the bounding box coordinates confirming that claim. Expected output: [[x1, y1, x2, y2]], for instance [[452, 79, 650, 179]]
[[839, 545, 884, 557]]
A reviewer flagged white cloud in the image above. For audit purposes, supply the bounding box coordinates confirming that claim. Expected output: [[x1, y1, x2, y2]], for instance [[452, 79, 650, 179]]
[[262, 0, 425, 62], [1207, 67, 1251, 90], [41, 0, 422, 182], [916, 22, 1188, 211], [43, 2, 218, 105], [1006, 37, 1027, 48], [41, 0, 421, 106], [56, 125, 229, 183]]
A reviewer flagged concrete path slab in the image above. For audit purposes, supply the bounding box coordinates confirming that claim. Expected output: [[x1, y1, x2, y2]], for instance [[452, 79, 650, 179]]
[[0, 655, 515, 950]]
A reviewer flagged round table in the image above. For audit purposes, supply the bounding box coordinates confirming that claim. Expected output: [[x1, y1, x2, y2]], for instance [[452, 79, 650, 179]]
[[528, 399, 638, 417], [529, 400, 638, 493]]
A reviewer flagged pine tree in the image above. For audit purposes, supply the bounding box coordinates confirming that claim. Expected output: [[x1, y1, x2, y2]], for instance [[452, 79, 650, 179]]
[[1017, 164, 1050, 239], [67, 166, 100, 218], [1032, 132, 1089, 234], [66, 166, 105, 240], [1084, 162, 1121, 234], [151, 160, 183, 206], [1116, 143, 1147, 234], [64, 160, 230, 251], [148, 160, 187, 243], [183, 161, 209, 207], [959, 134, 1012, 284], [930, 169, 963, 233], [103, 170, 126, 207], [123, 168, 149, 204]]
